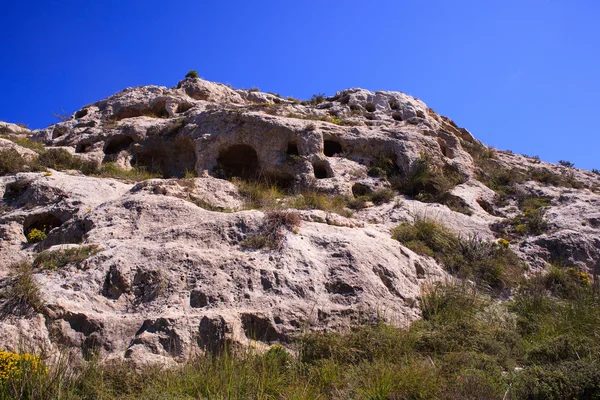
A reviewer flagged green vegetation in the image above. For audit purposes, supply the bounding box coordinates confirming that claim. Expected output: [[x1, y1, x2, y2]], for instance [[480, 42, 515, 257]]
[[92, 162, 160, 181], [32, 245, 100, 270], [392, 217, 524, 290], [392, 153, 471, 215], [185, 70, 199, 79], [349, 188, 396, 210], [231, 178, 355, 217], [290, 191, 353, 218], [27, 228, 47, 243], [235, 178, 286, 209], [493, 195, 552, 239], [558, 160, 574, 168], [0, 262, 43, 317], [3, 274, 598, 399], [0, 149, 40, 176], [0, 136, 45, 153]]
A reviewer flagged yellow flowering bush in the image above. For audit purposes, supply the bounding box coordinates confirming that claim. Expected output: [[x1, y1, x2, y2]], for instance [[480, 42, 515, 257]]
[[497, 238, 510, 248], [0, 351, 46, 382], [27, 228, 47, 243], [567, 268, 591, 286]]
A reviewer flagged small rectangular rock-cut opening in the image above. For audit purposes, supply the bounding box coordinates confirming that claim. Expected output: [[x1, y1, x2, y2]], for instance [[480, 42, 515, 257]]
[[286, 142, 299, 156], [313, 161, 331, 179], [323, 140, 343, 157]]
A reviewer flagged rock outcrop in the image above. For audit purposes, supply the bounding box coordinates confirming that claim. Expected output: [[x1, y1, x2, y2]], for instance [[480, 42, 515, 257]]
[[0, 77, 598, 364]]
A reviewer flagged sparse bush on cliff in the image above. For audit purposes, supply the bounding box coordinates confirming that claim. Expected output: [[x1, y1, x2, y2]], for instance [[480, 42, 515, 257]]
[[185, 70, 199, 79], [1, 262, 43, 316], [242, 211, 300, 250], [33, 245, 100, 270], [392, 153, 470, 214]]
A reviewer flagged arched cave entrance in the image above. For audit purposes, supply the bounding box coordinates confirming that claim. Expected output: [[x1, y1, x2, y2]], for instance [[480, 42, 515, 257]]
[[313, 161, 331, 179], [323, 140, 343, 157], [217, 144, 260, 179], [104, 135, 135, 155], [132, 137, 197, 178]]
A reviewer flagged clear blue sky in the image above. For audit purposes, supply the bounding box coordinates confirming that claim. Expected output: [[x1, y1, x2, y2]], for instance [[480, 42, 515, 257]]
[[1, 0, 598, 170]]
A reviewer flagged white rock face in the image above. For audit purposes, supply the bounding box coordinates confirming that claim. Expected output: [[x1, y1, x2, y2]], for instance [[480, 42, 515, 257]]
[[0, 77, 599, 363]]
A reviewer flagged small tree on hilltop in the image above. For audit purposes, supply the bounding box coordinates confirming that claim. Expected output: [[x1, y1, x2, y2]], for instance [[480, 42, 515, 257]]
[[185, 70, 199, 79]]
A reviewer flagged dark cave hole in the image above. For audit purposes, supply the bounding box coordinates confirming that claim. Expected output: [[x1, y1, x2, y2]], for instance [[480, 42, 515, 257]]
[[23, 213, 63, 237], [323, 140, 343, 157], [132, 137, 197, 179], [286, 142, 299, 156], [313, 161, 330, 179], [217, 144, 260, 179], [352, 183, 372, 197], [104, 135, 134, 155]]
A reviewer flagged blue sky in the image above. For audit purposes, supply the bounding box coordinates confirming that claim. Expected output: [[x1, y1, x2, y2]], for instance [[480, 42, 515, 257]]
[[1, 0, 598, 170]]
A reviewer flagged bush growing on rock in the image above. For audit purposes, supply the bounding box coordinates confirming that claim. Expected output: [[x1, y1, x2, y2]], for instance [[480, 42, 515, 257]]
[[33, 245, 100, 270], [242, 211, 300, 250], [392, 153, 470, 214], [393, 217, 524, 289], [185, 70, 199, 79], [0, 149, 38, 175], [27, 228, 47, 243], [1, 262, 43, 316]]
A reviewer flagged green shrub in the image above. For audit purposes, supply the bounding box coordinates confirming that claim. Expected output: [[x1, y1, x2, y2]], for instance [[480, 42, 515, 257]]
[[558, 160, 574, 168], [94, 162, 159, 181], [393, 153, 469, 213], [393, 218, 524, 289], [0, 149, 37, 176], [290, 191, 353, 218], [0, 136, 45, 153], [1, 262, 43, 316], [235, 178, 285, 209], [369, 188, 396, 205], [38, 148, 98, 174], [185, 70, 199, 79], [33, 245, 100, 270], [27, 228, 47, 243]]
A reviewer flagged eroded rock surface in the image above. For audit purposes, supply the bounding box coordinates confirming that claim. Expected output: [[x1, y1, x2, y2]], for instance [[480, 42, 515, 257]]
[[0, 77, 598, 364]]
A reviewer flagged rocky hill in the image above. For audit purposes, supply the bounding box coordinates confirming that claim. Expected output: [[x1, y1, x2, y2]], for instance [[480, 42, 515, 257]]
[[0, 76, 599, 366]]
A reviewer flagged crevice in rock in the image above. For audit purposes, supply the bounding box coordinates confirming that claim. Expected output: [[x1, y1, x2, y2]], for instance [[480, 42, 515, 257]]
[[365, 103, 376, 112], [286, 142, 299, 156], [190, 289, 215, 308], [437, 138, 452, 158], [102, 265, 129, 300], [392, 112, 403, 121], [176, 102, 194, 113], [325, 281, 357, 296], [74, 109, 89, 118]]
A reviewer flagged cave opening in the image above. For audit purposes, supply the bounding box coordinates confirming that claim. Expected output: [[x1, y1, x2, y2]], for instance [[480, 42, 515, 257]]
[[323, 140, 343, 157], [132, 137, 197, 178], [313, 161, 330, 179], [104, 135, 135, 154], [23, 213, 63, 238], [217, 144, 260, 179]]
